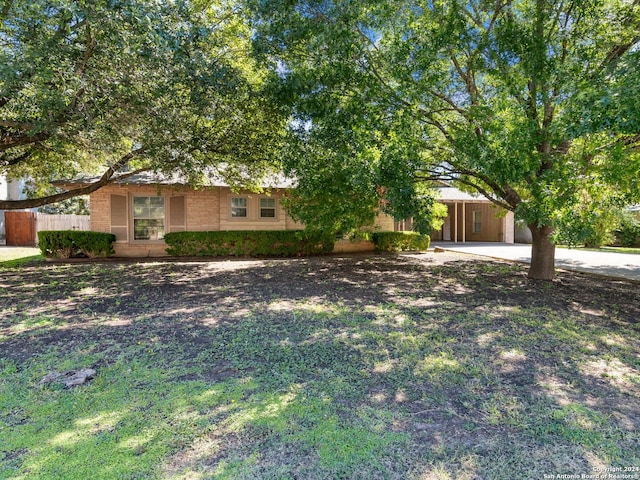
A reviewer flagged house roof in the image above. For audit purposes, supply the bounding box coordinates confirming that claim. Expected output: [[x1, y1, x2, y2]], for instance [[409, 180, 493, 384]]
[[56, 170, 493, 202], [54, 169, 296, 190], [434, 186, 491, 202]]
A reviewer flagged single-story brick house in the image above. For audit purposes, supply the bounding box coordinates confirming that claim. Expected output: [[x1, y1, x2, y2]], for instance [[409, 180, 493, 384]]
[[57, 172, 395, 257], [57, 172, 519, 257]]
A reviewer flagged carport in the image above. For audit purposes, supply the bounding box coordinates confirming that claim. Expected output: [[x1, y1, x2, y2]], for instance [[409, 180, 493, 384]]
[[431, 187, 515, 244]]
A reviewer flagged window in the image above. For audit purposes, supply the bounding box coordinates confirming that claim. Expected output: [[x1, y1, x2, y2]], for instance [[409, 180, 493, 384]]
[[231, 197, 247, 218], [259, 198, 276, 218], [473, 210, 482, 233], [133, 196, 165, 240]]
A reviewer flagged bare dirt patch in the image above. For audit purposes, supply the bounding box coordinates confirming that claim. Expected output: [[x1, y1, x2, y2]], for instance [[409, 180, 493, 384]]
[[2, 251, 639, 479]]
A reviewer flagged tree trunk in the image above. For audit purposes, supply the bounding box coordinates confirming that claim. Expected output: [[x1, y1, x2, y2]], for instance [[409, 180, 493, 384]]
[[528, 224, 556, 280]]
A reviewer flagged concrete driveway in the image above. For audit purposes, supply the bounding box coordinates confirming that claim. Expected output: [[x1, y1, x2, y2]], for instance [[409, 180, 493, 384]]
[[432, 242, 640, 281]]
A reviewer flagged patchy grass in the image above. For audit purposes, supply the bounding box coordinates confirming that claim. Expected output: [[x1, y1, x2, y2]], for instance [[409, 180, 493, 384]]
[[590, 246, 640, 255], [1, 253, 639, 479], [0, 247, 43, 268], [558, 245, 640, 255]]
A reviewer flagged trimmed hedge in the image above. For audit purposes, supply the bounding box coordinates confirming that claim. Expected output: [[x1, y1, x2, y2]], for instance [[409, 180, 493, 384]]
[[38, 231, 116, 259], [164, 230, 336, 257], [371, 232, 430, 252]]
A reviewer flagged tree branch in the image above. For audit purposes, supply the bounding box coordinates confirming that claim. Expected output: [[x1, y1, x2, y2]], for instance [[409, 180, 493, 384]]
[[0, 120, 37, 129], [77, 22, 96, 77], [0, 149, 147, 210], [419, 161, 522, 211], [0, 131, 50, 152], [595, 0, 640, 72], [450, 53, 476, 104], [416, 168, 516, 212], [0, 146, 36, 169], [596, 133, 640, 153], [600, 36, 640, 70], [455, 177, 515, 211], [1, 0, 13, 22]]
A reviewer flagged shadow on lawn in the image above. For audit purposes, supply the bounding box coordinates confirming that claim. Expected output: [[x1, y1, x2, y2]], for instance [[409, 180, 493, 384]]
[[1, 253, 639, 478]]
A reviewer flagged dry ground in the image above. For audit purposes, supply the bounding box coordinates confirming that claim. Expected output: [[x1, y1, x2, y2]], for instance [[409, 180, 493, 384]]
[[1, 251, 639, 479]]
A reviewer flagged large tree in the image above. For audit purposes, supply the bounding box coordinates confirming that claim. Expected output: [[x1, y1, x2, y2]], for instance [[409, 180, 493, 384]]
[[0, 0, 285, 210], [250, 0, 640, 279]]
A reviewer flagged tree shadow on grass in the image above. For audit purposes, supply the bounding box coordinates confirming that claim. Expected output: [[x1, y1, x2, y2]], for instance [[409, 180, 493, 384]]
[[1, 253, 639, 478]]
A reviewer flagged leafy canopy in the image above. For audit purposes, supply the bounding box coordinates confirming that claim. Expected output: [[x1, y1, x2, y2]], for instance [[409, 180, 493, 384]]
[[1, 0, 286, 209], [250, 0, 640, 245]]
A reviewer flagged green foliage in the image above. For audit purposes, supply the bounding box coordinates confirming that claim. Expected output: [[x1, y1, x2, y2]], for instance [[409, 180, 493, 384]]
[[38, 231, 115, 258], [371, 232, 430, 252], [1, 0, 286, 209], [249, 0, 640, 279], [430, 203, 449, 232], [280, 134, 380, 236], [554, 204, 623, 248], [37, 197, 90, 215], [615, 214, 640, 247], [401, 199, 448, 235], [0, 254, 43, 268], [164, 230, 335, 257]]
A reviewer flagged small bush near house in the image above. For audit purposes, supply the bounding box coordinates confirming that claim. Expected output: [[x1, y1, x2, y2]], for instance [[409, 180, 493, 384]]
[[38, 231, 116, 258], [371, 231, 430, 252], [164, 230, 336, 257]]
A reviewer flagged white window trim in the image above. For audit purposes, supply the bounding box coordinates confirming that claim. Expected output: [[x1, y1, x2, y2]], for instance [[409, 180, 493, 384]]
[[230, 196, 249, 220], [258, 196, 278, 220], [131, 194, 167, 243], [227, 194, 281, 222]]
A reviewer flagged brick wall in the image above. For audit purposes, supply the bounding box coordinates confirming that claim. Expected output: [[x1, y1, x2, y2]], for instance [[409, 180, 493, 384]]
[[185, 188, 221, 231], [373, 212, 395, 231], [333, 239, 376, 253], [89, 187, 111, 233]]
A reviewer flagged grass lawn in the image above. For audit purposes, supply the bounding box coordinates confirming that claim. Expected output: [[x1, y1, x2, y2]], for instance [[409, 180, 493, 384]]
[[556, 245, 640, 255], [585, 246, 640, 255], [1, 252, 638, 479], [0, 247, 43, 268]]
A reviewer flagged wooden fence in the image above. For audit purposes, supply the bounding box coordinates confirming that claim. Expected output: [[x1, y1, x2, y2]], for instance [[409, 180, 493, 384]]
[[3, 212, 90, 246], [5, 211, 37, 246], [35, 213, 90, 233]]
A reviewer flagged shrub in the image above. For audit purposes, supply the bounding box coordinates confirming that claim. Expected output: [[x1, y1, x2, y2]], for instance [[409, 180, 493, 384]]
[[554, 207, 621, 248], [371, 232, 430, 252], [615, 214, 640, 247], [38, 231, 116, 258], [164, 230, 335, 257]]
